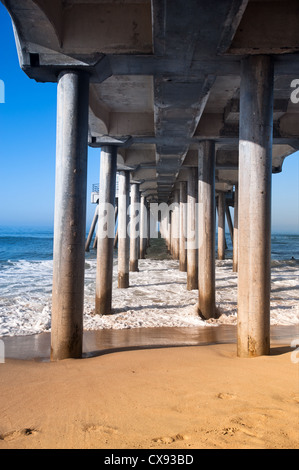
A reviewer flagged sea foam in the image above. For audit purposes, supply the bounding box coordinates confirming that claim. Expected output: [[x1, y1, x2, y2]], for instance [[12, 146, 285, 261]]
[[0, 257, 298, 337]]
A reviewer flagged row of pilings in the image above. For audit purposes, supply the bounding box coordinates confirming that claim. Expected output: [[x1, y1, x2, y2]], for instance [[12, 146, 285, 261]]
[[51, 55, 273, 361]]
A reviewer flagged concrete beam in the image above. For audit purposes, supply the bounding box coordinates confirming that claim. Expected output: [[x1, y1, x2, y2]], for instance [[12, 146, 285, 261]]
[[63, 2, 152, 55], [224, 98, 288, 124], [228, 0, 299, 55]]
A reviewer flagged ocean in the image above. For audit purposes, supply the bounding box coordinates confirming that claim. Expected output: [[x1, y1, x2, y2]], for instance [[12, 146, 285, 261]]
[[0, 226, 298, 337]]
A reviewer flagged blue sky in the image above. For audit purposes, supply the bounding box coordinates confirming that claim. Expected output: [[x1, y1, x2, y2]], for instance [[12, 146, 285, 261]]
[[0, 4, 298, 233], [0, 4, 100, 230]]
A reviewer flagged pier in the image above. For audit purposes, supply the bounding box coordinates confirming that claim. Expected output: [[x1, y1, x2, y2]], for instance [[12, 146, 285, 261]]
[[2, 0, 299, 360]]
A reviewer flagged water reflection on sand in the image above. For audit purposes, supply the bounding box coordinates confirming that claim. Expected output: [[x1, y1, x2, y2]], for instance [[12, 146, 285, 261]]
[[2, 324, 297, 362]]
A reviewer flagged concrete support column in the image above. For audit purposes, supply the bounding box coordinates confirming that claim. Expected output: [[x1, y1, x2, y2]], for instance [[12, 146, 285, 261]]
[[130, 183, 140, 272], [161, 214, 166, 241], [118, 171, 130, 288], [168, 211, 172, 253], [233, 185, 239, 273], [113, 203, 118, 248], [85, 205, 98, 252], [147, 201, 151, 247], [217, 192, 226, 260], [93, 234, 98, 250], [179, 182, 187, 271], [187, 168, 198, 290], [225, 200, 234, 246], [238, 55, 273, 358], [165, 214, 170, 248], [95, 146, 117, 315], [198, 141, 216, 319], [161, 216, 165, 241], [170, 208, 175, 257], [51, 70, 89, 361], [139, 195, 147, 259], [172, 190, 180, 260]]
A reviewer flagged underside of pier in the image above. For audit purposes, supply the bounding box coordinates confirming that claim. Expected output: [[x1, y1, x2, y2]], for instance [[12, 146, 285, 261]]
[[2, 0, 298, 359]]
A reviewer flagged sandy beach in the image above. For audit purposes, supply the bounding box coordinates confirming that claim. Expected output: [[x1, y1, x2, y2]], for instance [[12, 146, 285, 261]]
[[0, 326, 298, 450], [2, 0, 299, 453], [1, 240, 298, 450]]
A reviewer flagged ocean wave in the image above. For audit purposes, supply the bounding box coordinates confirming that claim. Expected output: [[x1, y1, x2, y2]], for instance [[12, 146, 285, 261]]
[[0, 257, 298, 337], [271, 259, 299, 267]]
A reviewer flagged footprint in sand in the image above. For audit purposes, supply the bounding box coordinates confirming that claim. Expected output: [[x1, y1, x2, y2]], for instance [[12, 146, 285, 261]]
[[0, 428, 38, 441], [221, 427, 238, 436], [152, 434, 190, 444], [83, 424, 119, 436], [217, 392, 237, 400]]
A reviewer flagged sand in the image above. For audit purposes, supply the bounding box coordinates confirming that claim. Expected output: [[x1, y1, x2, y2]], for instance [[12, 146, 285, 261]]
[[0, 339, 298, 449], [1, 240, 298, 449]]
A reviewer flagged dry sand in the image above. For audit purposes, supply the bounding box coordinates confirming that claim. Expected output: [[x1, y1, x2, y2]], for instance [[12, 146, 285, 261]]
[[0, 339, 298, 449]]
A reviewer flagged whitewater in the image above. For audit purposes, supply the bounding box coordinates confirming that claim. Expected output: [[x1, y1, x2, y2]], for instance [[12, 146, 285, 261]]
[[0, 246, 298, 337]]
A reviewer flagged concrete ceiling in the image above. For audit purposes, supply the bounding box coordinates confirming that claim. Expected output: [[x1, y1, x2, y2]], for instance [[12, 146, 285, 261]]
[[2, 0, 299, 201]]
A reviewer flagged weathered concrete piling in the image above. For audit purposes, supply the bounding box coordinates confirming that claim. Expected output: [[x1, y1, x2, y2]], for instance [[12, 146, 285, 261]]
[[198, 141, 216, 320], [118, 171, 130, 288], [95, 146, 117, 316], [129, 183, 140, 272], [186, 168, 198, 291], [51, 71, 89, 361], [237, 55, 274, 358]]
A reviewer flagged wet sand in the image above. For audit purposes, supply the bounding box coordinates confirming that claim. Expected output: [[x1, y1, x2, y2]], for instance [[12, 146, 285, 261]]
[[0, 325, 298, 450], [2, 324, 296, 362], [1, 240, 298, 449]]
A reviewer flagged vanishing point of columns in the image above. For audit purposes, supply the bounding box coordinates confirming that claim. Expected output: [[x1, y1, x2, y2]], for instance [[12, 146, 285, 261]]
[[50, 55, 273, 361]]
